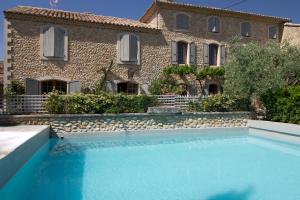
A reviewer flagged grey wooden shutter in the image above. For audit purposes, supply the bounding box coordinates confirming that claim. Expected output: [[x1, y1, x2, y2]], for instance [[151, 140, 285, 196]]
[[120, 34, 130, 61], [106, 80, 118, 93], [54, 27, 65, 58], [242, 22, 251, 37], [25, 78, 40, 95], [189, 42, 196, 65], [176, 14, 189, 30], [215, 18, 220, 33], [43, 26, 55, 57], [221, 45, 226, 65], [208, 17, 214, 32], [203, 43, 209, 65], [171, 41, 178, 64], [68, 81, 81, 93], [129, 34, 138, 62], [269, 26, 277, 39]]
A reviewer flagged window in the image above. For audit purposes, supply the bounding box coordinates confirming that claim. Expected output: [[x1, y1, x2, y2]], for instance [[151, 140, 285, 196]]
[[171, 41, 196, 65], [117, 82, 138, 95], [209, 44, 218, 66], [241, 22, 252, 37], [208, 17, 220, 33], [41, 26, 67, 60], [119, 33, 140, 64], [269, 26, 278, 39], [177, 41, 188, 64], [41, 80, 67, 94], [208, 84, 219, 95], [204, 43, 225, 66], [175, 13, 190, 30]]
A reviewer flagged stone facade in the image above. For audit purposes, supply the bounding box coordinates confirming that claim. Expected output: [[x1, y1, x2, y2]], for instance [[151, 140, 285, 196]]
[[0, 112, 252, 136], [282, 23, 300, 46], [3, 1, 292, 95]]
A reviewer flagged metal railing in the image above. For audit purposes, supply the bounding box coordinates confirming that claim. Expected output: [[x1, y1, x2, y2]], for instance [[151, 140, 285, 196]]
[[0, 95, 200, 114]]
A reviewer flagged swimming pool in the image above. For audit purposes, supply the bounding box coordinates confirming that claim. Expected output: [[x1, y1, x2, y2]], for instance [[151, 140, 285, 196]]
[[1, 128, 300, 200]]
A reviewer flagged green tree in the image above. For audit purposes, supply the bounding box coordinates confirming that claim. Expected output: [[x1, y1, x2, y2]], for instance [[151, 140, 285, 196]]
[[224, 38, 300, 100]]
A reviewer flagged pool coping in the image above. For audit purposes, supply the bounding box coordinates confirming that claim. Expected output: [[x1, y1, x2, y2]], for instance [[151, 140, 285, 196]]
[[0, 125, 50, 188]]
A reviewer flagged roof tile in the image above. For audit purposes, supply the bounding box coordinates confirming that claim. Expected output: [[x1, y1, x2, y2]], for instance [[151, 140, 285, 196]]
[[5, 6, 158, 31]]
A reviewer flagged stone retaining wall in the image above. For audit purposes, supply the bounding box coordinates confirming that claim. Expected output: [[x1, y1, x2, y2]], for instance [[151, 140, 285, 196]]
[[0, 112, 253, 136]]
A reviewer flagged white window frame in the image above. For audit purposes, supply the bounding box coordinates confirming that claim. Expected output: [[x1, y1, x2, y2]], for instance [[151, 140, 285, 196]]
[[240, 21, 252, 37], [174, 12, 191, 32], [207, 16, 221, 34], [268, 25, 279, 39], [117, 33, 140, 65], [40, 25, 68, 61]]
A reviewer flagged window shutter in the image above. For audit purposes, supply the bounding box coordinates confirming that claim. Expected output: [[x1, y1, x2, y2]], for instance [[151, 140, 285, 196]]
[[171, 41, 178, 64], [208, 17, 214, 32], [25, 78, 40, 95], [176, 14, 189, 30], [120, 34, 130, 61], [241, 22, 251, 37], [189, 42, 196, 65], [203, 43, 209, 65], [215, 18, 220, 33], [105, 80, 118, 93], [221, 45, 226, 65], [269, 26, 277, 39], [54, 27, 65, 58], [68, 80, 81, 94], [129, 35, 138, 62], [43, 27, 55, 57]]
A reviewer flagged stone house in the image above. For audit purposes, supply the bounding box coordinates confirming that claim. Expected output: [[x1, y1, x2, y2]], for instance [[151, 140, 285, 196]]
[[2, 0, 295, 95]]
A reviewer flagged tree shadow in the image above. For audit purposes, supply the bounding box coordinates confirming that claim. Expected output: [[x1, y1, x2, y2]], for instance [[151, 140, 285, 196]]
[[206, 186, 254, 200]]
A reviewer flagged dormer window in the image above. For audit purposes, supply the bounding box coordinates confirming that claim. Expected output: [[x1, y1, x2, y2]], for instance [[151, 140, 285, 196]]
[[41, 25, 68, 60], [269, 26, 278, 39], [175, 13, 190, 30], [241, 22, 252, 37], [118, 33, 140, 65], [208, 17, 220, 33]]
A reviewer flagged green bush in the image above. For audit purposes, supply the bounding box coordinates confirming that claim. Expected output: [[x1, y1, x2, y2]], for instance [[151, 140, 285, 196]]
[[43, 92, 157, 114], [261, 85, 300, 124], [188, 94, 245, 112], [148, 74, 183, 95]]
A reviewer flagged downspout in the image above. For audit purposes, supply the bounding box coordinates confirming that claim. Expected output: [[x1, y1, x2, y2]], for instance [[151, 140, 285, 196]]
[[3, 17, 12, 91]]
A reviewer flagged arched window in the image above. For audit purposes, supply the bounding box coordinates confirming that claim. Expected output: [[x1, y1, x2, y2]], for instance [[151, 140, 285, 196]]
[[208, 84, 219, 95], [42, 26, 66, 59], [208, 17, 220, 33], [176, 13, 190, 30], [41, 80, 67, 94], [119, 33, 140, 64], [177, 41, 188, 64], [241, 22, 252, 37], [209, 44, 218, 66], [117, 82, 138, 95]]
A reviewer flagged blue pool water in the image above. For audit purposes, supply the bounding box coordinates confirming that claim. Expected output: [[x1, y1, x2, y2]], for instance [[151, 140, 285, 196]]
[[1, 128, 300, 200]]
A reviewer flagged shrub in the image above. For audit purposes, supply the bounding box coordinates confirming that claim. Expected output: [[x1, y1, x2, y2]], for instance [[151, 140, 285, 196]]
[[43, 91, 65, 114], [261, 85, 300, 124], [43, 92, 157, 114], [188, 94, 245, 112], [149, 74, 183, 95]]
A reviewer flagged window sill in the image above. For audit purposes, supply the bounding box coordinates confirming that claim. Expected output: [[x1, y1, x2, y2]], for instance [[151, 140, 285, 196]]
[[41, 56, 68, 61], [117, 61, 140, 66], [173, 28, 191, 33]]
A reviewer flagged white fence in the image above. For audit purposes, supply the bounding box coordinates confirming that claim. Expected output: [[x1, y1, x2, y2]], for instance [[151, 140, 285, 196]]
[[0, 95, 200, 114], [0, 95, 48, 114]]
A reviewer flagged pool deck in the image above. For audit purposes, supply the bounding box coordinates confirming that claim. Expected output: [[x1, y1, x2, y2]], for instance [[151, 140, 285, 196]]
[[0, 125, 50, 188]]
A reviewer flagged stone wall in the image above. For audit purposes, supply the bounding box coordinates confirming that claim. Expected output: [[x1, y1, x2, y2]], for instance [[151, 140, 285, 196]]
[[0, 112, 252, 136], [282, 23, 300, 46], [4, 5, 283, 94]]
